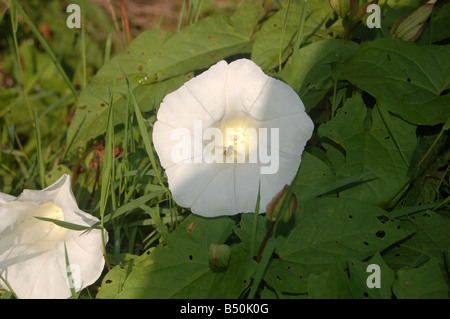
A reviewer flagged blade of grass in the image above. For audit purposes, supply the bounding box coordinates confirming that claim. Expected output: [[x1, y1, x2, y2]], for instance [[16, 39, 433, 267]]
[[81, 0, 87, 87], [376, 103, 409, 166], [384, 124, 447, 209], [64, 241, 77, 298], [297, 171, 378, 201], [104, 28, 113, 64], [0, 273, 17, 299], [119, 66, 168, 193], [177, 0, 187, 32], [99, 86, 116, 271], [293, 0, 308, 51], [278, 0, 291, 72], [103, 190, 166, 222], [33, 107, 45, 188], [34, 216, 101, 231], [14, 0, 77, 99], [193, 0, 203, 24], [10, 0, 45, 187], [250, 182, 261, 258], [140, 204, 169, 242], [389, 199, 449, 219], [248, 237, 276, 299]]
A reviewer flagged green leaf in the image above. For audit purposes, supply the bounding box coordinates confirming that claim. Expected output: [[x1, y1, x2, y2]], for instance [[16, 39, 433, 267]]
[[347, 253, 395, 299], [393, 259, 449, 299], [430, 3, 450, 43], [264, 258, 329, 294], [233, 213, 269, 257], [280, 39, 359, 112], [275, 197, 412, 265], [248, 237, 276, 299], [114, 215, 256, 298], [318, 94, 417, 206], [97, 254, 138, 299], [67, 28, 172, 153], [44, 164, 72, 186], [293, 152, 336, 196], [307, 263, 352, 299], [383, 211, 450, 270], [339, 38, 450, 125], [67, 11, 255, 153], [251, 0, 341, 72]]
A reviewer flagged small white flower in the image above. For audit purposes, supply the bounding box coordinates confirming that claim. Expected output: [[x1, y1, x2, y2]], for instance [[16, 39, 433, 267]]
[[0, 174, 107, 299], [153, 59, 314, 217]]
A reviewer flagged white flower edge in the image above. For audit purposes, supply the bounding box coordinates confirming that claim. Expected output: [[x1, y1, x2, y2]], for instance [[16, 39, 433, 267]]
[[152, 59, 314, 217], [0, 174, 107, 299]]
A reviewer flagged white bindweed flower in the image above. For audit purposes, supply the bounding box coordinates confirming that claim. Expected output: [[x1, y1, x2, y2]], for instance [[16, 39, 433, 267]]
[[0, 174, 107, 299], [153, 59, 314, 217]]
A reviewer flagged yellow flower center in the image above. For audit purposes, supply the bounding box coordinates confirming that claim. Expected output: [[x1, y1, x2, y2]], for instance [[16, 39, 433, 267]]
[[214, 117, 258, 163], [18, 201, 68, 247]]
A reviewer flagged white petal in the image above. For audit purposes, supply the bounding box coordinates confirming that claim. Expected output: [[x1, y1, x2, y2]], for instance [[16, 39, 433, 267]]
[[0, 241, 69, 299], [0, 175, 107, 299], [184, 60, 228, 122], [257, 112, 314, 156], [234, 163, 262, 213], [157, 85, 217, 131], [64, 226, 106, 291], [152, 121, 202, 169], [156, 61, 228, 131], [0, 192, 15, 203], [249, 77, 306, 121], [165, 161, 225, 210], [260, 152, 303, 213], [226, 59, 270, 119], [16, 174, 74, 207], [0, 199, 25, 233], [190, 166, 237, 217]]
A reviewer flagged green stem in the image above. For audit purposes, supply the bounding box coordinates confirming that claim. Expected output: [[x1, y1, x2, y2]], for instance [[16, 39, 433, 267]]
[[343, 16, 350, 40], [256, 221, 275, 263], [14, 0, 78, 99]]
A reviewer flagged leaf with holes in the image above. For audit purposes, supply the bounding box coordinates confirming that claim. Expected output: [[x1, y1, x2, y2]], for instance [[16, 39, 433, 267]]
[[274, 197, 412, 265], [318, 94, 417, 206], [383, 211, 450, 270], [112, 214, 256, 298], [339, 38, 450, 125], [293, 151, 336, 198], [96, 254, 138, 299], [264, 258, 329, 294], [347, 253, 395, 299]]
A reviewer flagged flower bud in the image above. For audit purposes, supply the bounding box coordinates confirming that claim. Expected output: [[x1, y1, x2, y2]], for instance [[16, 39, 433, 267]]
[[390, 0, 436, 41], [266, 185, 298, 223], [209, 244, 231, 268], [329, 0, 351, 19]]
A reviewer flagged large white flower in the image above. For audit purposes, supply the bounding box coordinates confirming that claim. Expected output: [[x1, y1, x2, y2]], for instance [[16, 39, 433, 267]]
[[153, 59, 314, 217], [0, 174, 107, 299]]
